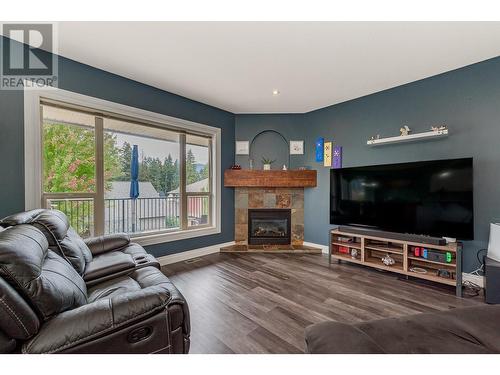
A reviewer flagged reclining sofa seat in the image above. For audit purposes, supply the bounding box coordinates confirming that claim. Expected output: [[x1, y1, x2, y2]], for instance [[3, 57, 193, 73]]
[[0, 209, 159, 285], [0, 223, 190, 353]]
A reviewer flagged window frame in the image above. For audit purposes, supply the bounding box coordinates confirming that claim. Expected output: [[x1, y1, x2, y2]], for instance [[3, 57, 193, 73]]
[[25, 86, 221, 246]]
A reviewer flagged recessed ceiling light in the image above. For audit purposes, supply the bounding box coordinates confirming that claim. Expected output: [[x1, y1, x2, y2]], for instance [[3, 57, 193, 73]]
[[272, 89, 280, 96]]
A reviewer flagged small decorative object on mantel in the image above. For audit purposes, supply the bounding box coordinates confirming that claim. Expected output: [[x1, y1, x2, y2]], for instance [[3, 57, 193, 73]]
[[400, 125, 411, 136], [381, 254, 395, 266], [230, 164, 242, 170], [333, 146, 342, 169], [290, 140, 304, 155], [261, 157, 276, 170], [315, 137, 324, 162], [282, 164, 287, 170], [323, 142, 332, 167], [235, 141, 249, 155]]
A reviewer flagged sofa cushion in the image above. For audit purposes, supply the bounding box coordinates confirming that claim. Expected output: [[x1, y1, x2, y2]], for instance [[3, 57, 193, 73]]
[[31, 210, 93, 275], [23, 267, 176, 354], [305, 321, 384, 354], [87, 266, 172, 303], [0, 225, 87, 321], [355, 305, 500, 353], [306, 305, 500, 354]]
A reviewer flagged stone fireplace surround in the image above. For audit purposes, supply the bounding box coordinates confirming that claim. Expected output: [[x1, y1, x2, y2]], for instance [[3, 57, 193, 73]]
[[234, 187, 304, 246], [221, 169, 320, 253]]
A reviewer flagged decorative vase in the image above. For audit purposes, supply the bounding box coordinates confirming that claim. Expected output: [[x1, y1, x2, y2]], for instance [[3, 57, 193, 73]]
[[263, 164, 271, 170]]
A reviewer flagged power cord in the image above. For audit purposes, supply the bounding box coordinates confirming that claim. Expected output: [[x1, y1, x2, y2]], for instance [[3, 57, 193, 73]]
[[469, 248, 487, 276], [459, 248, 487, 297], [463, 280, 481, 297]]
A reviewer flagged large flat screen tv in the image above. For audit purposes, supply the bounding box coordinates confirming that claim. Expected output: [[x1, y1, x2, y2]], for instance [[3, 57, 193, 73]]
[[330, 158, 473, 239]]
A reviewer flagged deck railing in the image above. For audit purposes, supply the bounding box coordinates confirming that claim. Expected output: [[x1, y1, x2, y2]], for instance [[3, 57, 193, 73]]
[[47, 194, 209, 237]]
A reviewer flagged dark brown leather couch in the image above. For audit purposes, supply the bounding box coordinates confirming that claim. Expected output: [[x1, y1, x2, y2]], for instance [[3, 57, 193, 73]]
[[305, 305, 500, 354], [0, 209, 160, 285], [0, 210, 190, 354]]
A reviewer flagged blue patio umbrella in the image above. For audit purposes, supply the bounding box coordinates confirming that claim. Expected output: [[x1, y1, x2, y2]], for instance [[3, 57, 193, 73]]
[[130, 145, 139, 232]]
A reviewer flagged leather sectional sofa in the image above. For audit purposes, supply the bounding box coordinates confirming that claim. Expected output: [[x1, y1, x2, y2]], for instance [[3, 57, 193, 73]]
[[305, 305, 500, 354], [0, 209, 190, 354]]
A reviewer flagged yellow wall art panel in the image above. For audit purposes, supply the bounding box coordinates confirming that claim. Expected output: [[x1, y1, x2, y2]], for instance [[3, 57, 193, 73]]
[[324, 141, 332, 167]]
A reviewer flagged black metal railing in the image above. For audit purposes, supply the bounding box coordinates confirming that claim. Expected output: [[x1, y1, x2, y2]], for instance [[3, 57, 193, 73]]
[[47, 197, 95, 237], [104, 196, 181, 234], [48, 194, 209, 237]]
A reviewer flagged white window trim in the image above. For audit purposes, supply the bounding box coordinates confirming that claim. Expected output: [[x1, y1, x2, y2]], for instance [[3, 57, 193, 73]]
[[24, 86, 221, 246]]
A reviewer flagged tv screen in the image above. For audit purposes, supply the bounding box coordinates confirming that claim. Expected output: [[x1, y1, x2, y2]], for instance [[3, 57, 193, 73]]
[[330, 158, 473, 239]]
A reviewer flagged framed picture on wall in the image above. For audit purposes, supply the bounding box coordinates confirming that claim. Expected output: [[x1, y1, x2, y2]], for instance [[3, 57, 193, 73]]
[[235, 141, 249, 155], [290, 140, 304, 155]]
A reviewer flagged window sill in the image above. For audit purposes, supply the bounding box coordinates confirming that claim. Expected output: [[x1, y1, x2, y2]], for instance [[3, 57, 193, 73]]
[[131, 225, 221, 247]]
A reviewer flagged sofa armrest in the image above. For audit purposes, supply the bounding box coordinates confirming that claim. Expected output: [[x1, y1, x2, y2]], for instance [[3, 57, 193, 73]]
[[22, 285, 171, 354], [305, 322, 385, 354], [0, 329, 16, 353], [84, 233, 130, 255]]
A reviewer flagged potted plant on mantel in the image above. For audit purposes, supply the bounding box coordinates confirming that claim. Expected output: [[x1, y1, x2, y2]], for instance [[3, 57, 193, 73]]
[[261, 157, 276, 170]]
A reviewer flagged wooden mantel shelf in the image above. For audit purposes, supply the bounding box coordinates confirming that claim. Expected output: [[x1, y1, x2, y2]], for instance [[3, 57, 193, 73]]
[[224, 169, 317, 188]]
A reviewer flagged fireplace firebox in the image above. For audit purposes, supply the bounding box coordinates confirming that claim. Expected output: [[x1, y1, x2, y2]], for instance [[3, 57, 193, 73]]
[[248, 209, 291, 245]]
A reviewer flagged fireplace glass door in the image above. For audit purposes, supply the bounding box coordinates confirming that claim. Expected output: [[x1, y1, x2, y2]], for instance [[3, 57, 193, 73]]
[[248, 209, 291, 245]]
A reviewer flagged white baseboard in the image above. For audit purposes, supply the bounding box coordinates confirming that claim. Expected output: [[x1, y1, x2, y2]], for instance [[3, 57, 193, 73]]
[[157, 241, 235, 266], [158, 240, 327, 265], [303, 241, 329, 254], [462, 273, 484, 288]]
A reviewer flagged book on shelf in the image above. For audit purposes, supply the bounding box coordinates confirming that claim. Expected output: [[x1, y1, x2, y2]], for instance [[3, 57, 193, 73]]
[[336, 237, 354, 243], [338, 246, 350, 254]]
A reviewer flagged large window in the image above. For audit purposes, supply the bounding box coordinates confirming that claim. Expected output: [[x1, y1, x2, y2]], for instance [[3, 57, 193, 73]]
[[34, 96, 219, 243]]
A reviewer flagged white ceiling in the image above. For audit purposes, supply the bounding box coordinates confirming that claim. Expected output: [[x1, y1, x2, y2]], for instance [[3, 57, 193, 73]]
[[45, 22, 500, 113]]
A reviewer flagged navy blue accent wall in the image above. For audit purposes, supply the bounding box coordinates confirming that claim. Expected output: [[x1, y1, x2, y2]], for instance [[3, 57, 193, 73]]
[[235, 114, 306, 169], [236, 56, 500, 272], [0, 37, 235, 257]]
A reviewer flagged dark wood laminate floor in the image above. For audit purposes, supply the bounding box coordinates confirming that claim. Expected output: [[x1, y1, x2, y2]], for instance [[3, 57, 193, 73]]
[[162, 253, 483, 354]]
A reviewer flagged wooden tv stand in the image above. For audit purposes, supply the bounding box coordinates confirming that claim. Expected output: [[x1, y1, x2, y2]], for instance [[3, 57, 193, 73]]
[[329, 229, 463, 297]]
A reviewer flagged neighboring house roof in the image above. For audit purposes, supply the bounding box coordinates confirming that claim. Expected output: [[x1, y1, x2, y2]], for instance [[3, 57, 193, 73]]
[[105, 181, 160, 199], [168, 178, 209, 194]]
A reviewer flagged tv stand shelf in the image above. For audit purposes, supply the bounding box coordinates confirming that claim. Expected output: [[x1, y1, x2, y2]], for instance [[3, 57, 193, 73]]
[[329, 229, 463, 296]]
